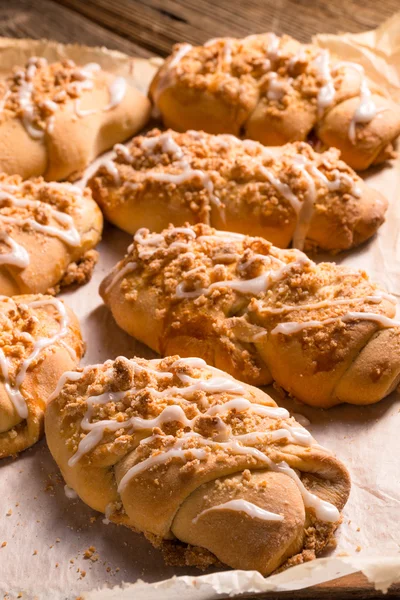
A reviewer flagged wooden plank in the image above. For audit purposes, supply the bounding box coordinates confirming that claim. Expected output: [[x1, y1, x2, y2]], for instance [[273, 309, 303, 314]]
[[52, 0, 400, 56], [0, 0, 153, 57]]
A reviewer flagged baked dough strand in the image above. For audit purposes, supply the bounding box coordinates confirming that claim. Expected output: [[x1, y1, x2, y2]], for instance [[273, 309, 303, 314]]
[[0, 174, 103, 295], [0, 57, 151, 180], [88, 129, 387, 253], [150, 34, 400, 170], [0, 294, 84, 458], [100, 224, 400, 408], [45, 355, 350, 574]]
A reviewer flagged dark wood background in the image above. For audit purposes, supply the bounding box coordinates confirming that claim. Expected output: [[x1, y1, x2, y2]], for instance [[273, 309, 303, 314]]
[[1, 0, 400, 597], [1, 0, 399, 58]]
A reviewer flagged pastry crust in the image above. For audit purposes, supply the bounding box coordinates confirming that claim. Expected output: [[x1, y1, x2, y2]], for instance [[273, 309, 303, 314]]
[[149, 35, 400, 170], [45, 355, 350, 575], [0, 174, 103, 295], [0, 57, 151, 181], [0, 294, 84, 458], [88, 129, 387, 253], [100, 224, 400, 408]]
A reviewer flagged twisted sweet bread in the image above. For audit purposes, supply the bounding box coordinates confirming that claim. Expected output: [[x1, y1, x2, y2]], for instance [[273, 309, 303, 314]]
[[0, 294, 83, 458], [0, 174, 103, 295], [88, 129, 387, 252], [0, 56, 151, 180], [150, 34, 400, 170], [101, 224, 400, 408], [45, 355, 350, 574]]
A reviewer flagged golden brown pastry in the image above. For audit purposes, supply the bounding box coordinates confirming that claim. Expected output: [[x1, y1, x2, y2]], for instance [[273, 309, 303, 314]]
[[0, 56, 151, 181], [45, 355, 350, 574], [150, 34, 400, 170], [0, 174, 103, 295], [88, 129, 387, 253], [0, 294, 83, 458], [101, 224, 400, 408]]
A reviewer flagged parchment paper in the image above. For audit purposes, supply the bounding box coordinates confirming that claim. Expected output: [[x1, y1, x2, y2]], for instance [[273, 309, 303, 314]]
[[0, 19, 400, 600]]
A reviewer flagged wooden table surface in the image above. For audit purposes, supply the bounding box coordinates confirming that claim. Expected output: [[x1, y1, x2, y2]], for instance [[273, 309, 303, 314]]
[[1, 0, 400, 598]]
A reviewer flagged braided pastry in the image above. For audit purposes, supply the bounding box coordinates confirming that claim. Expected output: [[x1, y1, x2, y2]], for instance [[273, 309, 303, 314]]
[[0, 294, 83, 458], [150, 34, 400, 170], [0, 175, 103, 295], [45, 355, 350, 574], [88, 129, 387, 252], [0, 57, 150, 181], [101, 224, 400, 408]]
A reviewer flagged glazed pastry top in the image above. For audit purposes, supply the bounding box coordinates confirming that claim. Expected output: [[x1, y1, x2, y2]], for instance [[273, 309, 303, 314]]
[[0, 56, 127, 140]]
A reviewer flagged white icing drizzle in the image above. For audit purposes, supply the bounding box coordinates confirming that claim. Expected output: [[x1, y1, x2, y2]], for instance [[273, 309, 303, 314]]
[[139, 132, 223, 210], [117, 130, 361, 250], [101, 160, 121, 185], [0, 185, 81, 263], [272, 311, 400, 336], [103, 77, 127, 111], [255, 293, 392, 315], [6, 57, 104, 136], [313, 52, 377, 141], [192, 499, 284, 524], [0, 298, 72, 419], [66, 355, 338, 523], [348, 76, 377, 144], [266, 33, 281, 61], [0, 230, 30, 268], [118, 431, 339, 522], [48, 369, 85, 402], [169, 43, 193, 69], [114, 143, 133, 163], [205, 38, 234, 67], [175, 252, 310, 299], [18, 57, 48, 139], [104, 261, 137, 295], [313, 50, 336, 117], [267, 72, 292, 101], [135, 227, 398, 349]]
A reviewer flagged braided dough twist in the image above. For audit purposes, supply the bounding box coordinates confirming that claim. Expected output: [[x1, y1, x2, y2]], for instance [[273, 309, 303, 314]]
[[89, 129, 387, 252], [45, 355, 350, 574], [0, 294, 83, 458], [101, 224, 400, 408], [150, 34, 400, 170]]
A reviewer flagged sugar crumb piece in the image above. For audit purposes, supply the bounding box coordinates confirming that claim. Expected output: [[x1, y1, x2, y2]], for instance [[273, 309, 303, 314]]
[[1, 542, 7, 548], [33, 550, 38, 556], [356, 545, 362, 552], [84, 546, 96, 559], [56, 538, 61, 543], [356, 527, 360, 532], [6, 510, 12, 517]]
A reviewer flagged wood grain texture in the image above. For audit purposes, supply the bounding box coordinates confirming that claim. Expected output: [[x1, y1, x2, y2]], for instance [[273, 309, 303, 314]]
[[0, 0, 151, 56], [0, 0, 399, 597], [46, 0, 400, 56]]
